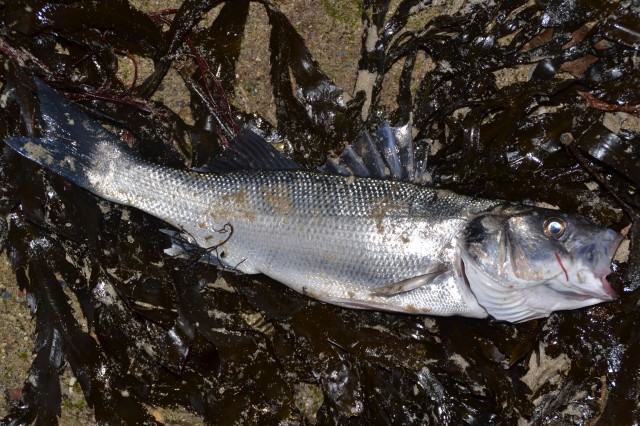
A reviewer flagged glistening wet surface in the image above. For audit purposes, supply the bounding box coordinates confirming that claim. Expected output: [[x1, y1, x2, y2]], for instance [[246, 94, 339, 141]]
[[1, 0, 639, 424]]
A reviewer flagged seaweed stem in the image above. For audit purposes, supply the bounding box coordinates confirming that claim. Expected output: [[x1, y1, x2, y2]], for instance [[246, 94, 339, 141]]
[[579, 91, 640, 116]]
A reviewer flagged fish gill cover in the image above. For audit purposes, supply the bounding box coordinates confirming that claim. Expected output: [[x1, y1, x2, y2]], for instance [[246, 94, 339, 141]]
[[0, 0, 639, 424]]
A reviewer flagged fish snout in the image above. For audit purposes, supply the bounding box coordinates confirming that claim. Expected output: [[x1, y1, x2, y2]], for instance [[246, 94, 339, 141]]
[[594, 229, 623, 278]]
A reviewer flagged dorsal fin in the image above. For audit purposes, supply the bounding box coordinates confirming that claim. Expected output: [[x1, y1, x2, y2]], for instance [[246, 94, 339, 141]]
[[197, 128, 303, 172], [319, 122, 429, 184], [200, 123, 430, 183]]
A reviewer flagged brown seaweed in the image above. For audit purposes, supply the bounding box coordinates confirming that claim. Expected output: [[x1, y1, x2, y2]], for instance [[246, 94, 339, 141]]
[[0, 0, 639, 424]]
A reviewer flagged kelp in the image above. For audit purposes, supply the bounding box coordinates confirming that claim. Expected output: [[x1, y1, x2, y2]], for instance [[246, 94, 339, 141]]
[[0, 0, 639, 424]]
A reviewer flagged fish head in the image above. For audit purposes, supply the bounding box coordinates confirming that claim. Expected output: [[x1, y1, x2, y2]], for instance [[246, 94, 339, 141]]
[[458, 206, 623, 323]]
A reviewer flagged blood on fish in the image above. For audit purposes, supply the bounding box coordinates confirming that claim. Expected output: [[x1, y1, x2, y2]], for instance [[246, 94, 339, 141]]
[[555, 253, 569, 282]]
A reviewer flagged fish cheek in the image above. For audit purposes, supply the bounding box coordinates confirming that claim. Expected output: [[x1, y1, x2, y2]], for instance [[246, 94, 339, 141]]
[[460, 216, 506, 283], [505, 223, 563, 282], [505, 227, 540, 281]]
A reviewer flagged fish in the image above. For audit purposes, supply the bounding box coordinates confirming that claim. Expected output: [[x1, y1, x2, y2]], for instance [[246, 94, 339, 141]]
[[5, 80, 623, 323]]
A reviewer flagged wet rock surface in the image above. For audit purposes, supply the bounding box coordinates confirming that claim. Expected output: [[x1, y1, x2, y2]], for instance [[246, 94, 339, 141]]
[[0, 0, 639, 424]]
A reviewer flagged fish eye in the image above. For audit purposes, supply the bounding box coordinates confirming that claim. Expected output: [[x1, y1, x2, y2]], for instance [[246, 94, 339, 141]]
[[544, 218, 566, 239]]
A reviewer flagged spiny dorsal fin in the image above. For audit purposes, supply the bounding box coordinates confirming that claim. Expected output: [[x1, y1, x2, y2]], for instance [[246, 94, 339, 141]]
[[320, 122, 429, 184], [197, 128, 303, 172], [200, 122, 429, 182]]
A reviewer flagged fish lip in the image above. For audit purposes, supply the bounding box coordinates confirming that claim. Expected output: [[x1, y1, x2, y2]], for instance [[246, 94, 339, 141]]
[[596, 230, 623, 299], [570, 266, 617, 300], [599, 275, 617, 300], [583, 230, 623, 300]]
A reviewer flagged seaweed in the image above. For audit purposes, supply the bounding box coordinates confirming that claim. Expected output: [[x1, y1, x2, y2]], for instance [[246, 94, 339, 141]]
[[0, 0, 638, 424]]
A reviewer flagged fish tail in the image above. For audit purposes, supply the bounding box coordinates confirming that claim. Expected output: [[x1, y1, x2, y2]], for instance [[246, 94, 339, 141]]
[[5, 135, 116, 192], [5, 80, 127, 195]]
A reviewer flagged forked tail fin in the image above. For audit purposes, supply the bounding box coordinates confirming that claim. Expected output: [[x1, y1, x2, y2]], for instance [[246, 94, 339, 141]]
[[5, 80, 127, 193]]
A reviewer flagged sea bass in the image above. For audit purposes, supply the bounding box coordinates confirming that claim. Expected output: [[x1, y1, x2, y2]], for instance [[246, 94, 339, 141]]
[[5, 81, 623, 323]]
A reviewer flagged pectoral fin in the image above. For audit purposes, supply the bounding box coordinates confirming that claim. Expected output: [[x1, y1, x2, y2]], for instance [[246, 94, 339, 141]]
[[370, 264, 449, 297]]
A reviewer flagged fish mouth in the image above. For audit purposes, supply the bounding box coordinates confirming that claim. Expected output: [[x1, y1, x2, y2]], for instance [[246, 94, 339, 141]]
[[552, 276, 616, 302], [576, 229, 623, 300], [598, 274, 617, 299], [593, 230, 623, 299], [559, 265, 617, 302]]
